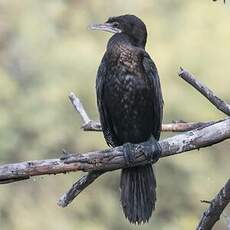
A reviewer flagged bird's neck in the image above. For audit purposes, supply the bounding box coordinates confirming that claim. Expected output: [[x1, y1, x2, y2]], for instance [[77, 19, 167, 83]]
[[107, 33, 145, 51], [105, 33, 145, 74]]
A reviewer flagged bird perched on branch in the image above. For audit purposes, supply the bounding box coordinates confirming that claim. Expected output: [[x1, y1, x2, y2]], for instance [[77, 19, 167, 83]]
[[91, 15, 163, 224]]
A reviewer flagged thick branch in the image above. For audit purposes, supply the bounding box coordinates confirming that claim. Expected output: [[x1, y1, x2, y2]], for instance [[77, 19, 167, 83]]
[[197, 179, 230, 230], [0, 118, 229, 184], [179, 68, 230, 116]]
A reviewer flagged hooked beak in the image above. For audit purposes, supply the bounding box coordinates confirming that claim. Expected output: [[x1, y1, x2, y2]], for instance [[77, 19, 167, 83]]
[[90, 23, 121, 34]]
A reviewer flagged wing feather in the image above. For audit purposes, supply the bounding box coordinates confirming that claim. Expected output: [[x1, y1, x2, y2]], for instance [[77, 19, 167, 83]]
[[96, 55, 120, 147], [142, 53, 163, 140]]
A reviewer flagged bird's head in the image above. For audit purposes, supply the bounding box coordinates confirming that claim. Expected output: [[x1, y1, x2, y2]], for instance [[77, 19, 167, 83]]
[[91, 14, 147, 48]]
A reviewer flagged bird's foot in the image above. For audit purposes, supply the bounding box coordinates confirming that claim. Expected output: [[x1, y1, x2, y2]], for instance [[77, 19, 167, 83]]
[[123, 139, 161, 166], [123, 142, 136, 166], [142, 137, 161, 163]]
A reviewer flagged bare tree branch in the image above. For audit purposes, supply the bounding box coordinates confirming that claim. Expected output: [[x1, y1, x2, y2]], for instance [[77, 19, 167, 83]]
[[179, 68, 230, 116], [69, 92, 100, 130], [58, 170, 104, 207], [0, 117, 229, 184], [160, 121, 216, 132], [69, 92, 91, 124], [69, 92, 217, 133], [197, 179, 230, 230]]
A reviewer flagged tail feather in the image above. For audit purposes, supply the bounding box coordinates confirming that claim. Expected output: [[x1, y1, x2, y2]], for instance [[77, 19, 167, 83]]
[[120, 164, 156, 224]]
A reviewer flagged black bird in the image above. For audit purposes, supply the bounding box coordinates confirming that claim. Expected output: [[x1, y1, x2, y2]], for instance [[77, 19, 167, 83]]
[[91, 15, 163, 224]]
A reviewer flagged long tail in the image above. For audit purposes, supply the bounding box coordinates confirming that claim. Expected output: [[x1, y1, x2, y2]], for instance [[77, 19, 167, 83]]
[[120, 164, 156, 224]]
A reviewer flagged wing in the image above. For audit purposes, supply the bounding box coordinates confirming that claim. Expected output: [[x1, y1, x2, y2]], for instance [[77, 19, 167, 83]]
[[142, 53, 164, 140], [96, 55, 120, 147]]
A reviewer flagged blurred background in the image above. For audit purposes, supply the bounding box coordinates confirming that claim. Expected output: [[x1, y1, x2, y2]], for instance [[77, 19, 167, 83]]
[[0, 0, 229, 229]]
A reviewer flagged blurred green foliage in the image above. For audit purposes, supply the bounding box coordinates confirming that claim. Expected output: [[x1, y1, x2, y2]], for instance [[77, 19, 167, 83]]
[[0, 0, 230, 229]]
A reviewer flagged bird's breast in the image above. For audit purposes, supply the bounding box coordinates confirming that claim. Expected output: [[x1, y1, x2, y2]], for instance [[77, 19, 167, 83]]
[[104, 72, 153, 143]]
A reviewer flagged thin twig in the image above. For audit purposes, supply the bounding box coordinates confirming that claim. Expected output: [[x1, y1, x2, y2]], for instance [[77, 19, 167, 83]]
[[179, 68, 230, 116], [197, 179, 230, 230], [69, 92, 91, 125], [200, 200, 212, 204]]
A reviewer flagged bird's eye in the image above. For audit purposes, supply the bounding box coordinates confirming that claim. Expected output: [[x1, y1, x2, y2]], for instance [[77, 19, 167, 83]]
[[113, 22, 119, 27]]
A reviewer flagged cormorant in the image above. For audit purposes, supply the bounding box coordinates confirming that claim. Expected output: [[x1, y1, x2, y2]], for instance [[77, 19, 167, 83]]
[[91, 14, 163, 224]]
